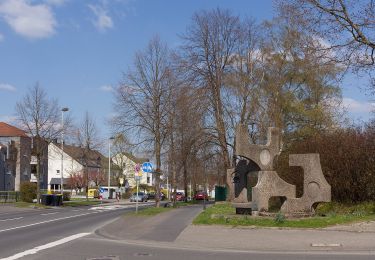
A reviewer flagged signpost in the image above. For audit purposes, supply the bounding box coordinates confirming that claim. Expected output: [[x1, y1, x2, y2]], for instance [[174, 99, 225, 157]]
[[134, 164, 141, 213], [141, 162, 153, 173]]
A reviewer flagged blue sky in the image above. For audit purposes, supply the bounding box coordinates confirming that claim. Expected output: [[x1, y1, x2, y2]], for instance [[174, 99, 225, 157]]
[[0, 0, 373, 141]]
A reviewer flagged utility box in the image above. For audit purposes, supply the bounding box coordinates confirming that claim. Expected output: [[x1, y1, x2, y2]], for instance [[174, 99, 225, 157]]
[[215, 186, 226, 201]]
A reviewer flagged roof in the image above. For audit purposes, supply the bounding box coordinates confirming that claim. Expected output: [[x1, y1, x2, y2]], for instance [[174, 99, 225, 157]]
[[122, 152, 148, 164], [0, 122, 29, 138], [53, 143, 107, 168], [50, 178, 69, 185]]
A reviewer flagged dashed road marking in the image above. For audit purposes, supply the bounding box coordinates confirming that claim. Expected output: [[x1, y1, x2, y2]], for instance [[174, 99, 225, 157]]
[[0, 233, 90, 260], [0, 217, 23, 222]]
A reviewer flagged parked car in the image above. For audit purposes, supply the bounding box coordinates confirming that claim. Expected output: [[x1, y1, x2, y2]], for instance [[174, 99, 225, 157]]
[[194, 191, 208, 200], [130, 192, 148, 202], [172, 192, 185, 201], [146, 192, 165, 201]]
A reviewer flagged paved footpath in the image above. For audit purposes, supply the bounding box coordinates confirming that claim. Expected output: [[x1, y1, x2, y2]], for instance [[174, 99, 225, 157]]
[[98, 205, 375, 254]]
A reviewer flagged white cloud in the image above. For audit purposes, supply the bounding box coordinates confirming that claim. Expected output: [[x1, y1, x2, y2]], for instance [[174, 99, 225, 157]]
[[0, 0, 57, 39], [0, 83, 16, 91], [99, 85, 114, 92], [342, 97, 375, 113], [88, 4, 113, 32]]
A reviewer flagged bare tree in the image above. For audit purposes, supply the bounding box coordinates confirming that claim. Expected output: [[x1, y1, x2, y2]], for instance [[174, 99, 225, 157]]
[[113, 36, 174, 207], [76, 111, 102, 201], [279, 0, 375, 88], [15, 84, 65, 203], [180, 8, 240, 171]]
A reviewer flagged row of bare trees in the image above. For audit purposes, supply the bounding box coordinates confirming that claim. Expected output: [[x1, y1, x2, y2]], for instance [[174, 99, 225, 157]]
[[15, 84, 104, 201], [111, 6, 363, 205]]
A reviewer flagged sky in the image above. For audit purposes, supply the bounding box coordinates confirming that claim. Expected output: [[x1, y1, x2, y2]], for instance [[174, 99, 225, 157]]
[[0, 0, 374, 143]]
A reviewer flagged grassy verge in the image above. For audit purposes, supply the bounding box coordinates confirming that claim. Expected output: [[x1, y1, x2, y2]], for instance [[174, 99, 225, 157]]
[[62, 199, 101, 207], [193, 202, 375, 228], [13, 202, 51, 209], [130, 206, 173, 216]]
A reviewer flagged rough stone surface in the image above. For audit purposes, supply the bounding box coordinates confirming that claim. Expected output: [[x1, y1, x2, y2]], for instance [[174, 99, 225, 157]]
[[232, 124, 331, 215], [235, 125, 281, 171], [252, 171, 296, 211], [281, 154, 331, 214]]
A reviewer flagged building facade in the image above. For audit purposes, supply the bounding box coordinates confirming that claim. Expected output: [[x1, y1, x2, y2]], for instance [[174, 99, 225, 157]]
[[112, 152, 153, 188], [0, 122, 31, 191]]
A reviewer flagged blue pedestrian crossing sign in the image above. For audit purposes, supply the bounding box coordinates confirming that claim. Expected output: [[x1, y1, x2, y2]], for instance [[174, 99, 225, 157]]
[[99, 187, 104, 193], [141, 162, 153, 173]]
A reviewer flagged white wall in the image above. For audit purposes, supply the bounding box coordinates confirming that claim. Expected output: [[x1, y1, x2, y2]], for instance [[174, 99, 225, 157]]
[[48, 143, 83, 189], [112, 154, 153, 188]]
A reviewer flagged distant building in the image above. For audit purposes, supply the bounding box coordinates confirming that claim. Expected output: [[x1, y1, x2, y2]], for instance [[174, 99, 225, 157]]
[[112, 152, 153, 188], [0, 122, 31, 191], [48, 142, 107, 191]]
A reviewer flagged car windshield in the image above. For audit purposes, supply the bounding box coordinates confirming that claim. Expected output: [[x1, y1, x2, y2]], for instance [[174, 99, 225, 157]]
[[133, 192, 144, 196]]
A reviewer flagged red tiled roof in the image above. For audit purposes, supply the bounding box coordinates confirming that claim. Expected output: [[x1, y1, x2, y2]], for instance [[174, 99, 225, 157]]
[[0, 122, 28, 137]]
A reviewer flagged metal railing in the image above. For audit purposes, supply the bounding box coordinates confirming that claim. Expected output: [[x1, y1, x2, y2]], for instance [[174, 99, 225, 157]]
[[0, 191, 20, 203]]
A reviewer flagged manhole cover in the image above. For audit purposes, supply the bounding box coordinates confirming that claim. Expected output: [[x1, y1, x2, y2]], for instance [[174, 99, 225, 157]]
[[86, 256, 119, 260]]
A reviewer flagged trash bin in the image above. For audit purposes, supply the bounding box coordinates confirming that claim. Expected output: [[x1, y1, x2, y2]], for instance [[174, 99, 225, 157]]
[[215, 186, 226, 201], [41, 194, 52, 205], [51, 194, 63, 206]]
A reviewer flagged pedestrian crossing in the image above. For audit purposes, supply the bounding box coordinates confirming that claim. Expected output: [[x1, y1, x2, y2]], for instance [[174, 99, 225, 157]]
[[89, 202, 154, 211]]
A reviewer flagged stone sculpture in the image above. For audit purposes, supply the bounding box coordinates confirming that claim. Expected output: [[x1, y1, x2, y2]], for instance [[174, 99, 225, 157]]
[[229, 124, 331, 215]]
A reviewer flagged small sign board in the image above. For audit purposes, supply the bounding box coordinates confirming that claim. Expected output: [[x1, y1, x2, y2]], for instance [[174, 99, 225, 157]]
[[142, 162, 153, 173], [134, 172, 141, 181], [99, 187, 104, 193]]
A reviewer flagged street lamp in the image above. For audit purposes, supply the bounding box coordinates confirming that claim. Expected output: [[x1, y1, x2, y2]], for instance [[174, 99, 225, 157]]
[[60, 107, 69, 194], [108, 136, 115, 198]]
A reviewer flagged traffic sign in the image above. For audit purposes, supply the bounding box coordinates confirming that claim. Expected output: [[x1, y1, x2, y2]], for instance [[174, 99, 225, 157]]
[[142, 162, 153, 173], [99, 188, 104, 193], [134, 163, 141, 172]]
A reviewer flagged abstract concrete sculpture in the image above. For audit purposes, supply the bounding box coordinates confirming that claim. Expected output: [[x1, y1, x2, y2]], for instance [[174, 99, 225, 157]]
[[230, 124, 331, 215]]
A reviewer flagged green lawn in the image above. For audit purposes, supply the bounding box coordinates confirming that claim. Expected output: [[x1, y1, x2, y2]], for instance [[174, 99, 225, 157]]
[[130, 206, 173, 216], [193, 202, 375, 228]]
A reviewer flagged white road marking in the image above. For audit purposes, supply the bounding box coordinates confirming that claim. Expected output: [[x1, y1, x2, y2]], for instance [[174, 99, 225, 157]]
[[0, 212, 97, 233], [0, 217, 23, 222], [0, 233, 90, 260], [311, 243, 342, 247], [40, 212, 58, 216]]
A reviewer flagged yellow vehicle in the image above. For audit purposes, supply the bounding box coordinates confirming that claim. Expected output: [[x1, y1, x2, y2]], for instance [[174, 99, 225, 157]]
[[88, 189, 99, 198]]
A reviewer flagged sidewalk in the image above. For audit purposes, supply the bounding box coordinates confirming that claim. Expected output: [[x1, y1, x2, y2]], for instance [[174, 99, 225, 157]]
[[98, 204, 375, 253]]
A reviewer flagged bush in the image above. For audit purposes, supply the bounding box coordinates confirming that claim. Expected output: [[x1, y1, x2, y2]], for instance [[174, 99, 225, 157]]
[[274, 212, 286, 224], [20, 182, 37, 203], [63, 192, 71, 201]]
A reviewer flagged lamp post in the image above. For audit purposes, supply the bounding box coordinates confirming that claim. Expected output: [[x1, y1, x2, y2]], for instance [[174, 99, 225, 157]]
[[60, 107, 69, 194], [108, 136, 115, 198]]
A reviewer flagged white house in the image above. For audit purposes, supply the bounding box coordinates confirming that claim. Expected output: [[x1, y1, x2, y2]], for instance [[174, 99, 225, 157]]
[[48, 142, 106, 191], [112, 152, 153, 188]]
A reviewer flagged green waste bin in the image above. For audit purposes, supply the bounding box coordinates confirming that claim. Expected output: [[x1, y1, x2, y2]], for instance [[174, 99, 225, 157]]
[[215, 186, 226, 201]]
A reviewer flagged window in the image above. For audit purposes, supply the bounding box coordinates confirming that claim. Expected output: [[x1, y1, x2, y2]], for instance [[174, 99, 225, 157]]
[[147, 177, 150, 184]]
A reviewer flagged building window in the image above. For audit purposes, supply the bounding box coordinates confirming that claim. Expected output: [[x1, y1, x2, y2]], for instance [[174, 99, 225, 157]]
[[147, 176, 150, 184]]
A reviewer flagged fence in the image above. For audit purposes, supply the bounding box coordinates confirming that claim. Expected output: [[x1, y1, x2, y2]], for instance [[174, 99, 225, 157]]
[[0, 191, 20, 203]]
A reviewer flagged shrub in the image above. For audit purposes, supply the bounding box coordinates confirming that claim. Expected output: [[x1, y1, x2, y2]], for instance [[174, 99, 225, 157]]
[[274, 212, 286, 224], [20, 182, 37, 203], [63, 192, 71, 201]]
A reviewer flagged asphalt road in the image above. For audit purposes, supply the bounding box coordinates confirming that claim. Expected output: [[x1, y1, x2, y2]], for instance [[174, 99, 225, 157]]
[[0, 203, 152, 259], [1, 203, 374, 260]]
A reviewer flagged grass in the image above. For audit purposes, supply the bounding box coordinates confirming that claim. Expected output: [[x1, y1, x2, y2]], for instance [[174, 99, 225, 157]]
[[62, 199, 101, 207], [13, 202, 51, 209], [193, 202, 375, 228], [130, 206, 173, 216]]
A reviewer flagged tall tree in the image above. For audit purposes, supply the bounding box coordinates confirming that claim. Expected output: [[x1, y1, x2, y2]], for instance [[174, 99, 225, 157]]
[[280, 0, 375, 89], [113, 36, 174, 207], [76, 111, 101, 201], [180, 8, 240, 171], [15, 84, 65, 203]]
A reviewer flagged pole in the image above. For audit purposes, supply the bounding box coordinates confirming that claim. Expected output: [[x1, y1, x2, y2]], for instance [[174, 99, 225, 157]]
[[136, 178, 139, 214], [60, 107, 68, 195], [108, 140, 111, 197], [166, 176, 169, 200]]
